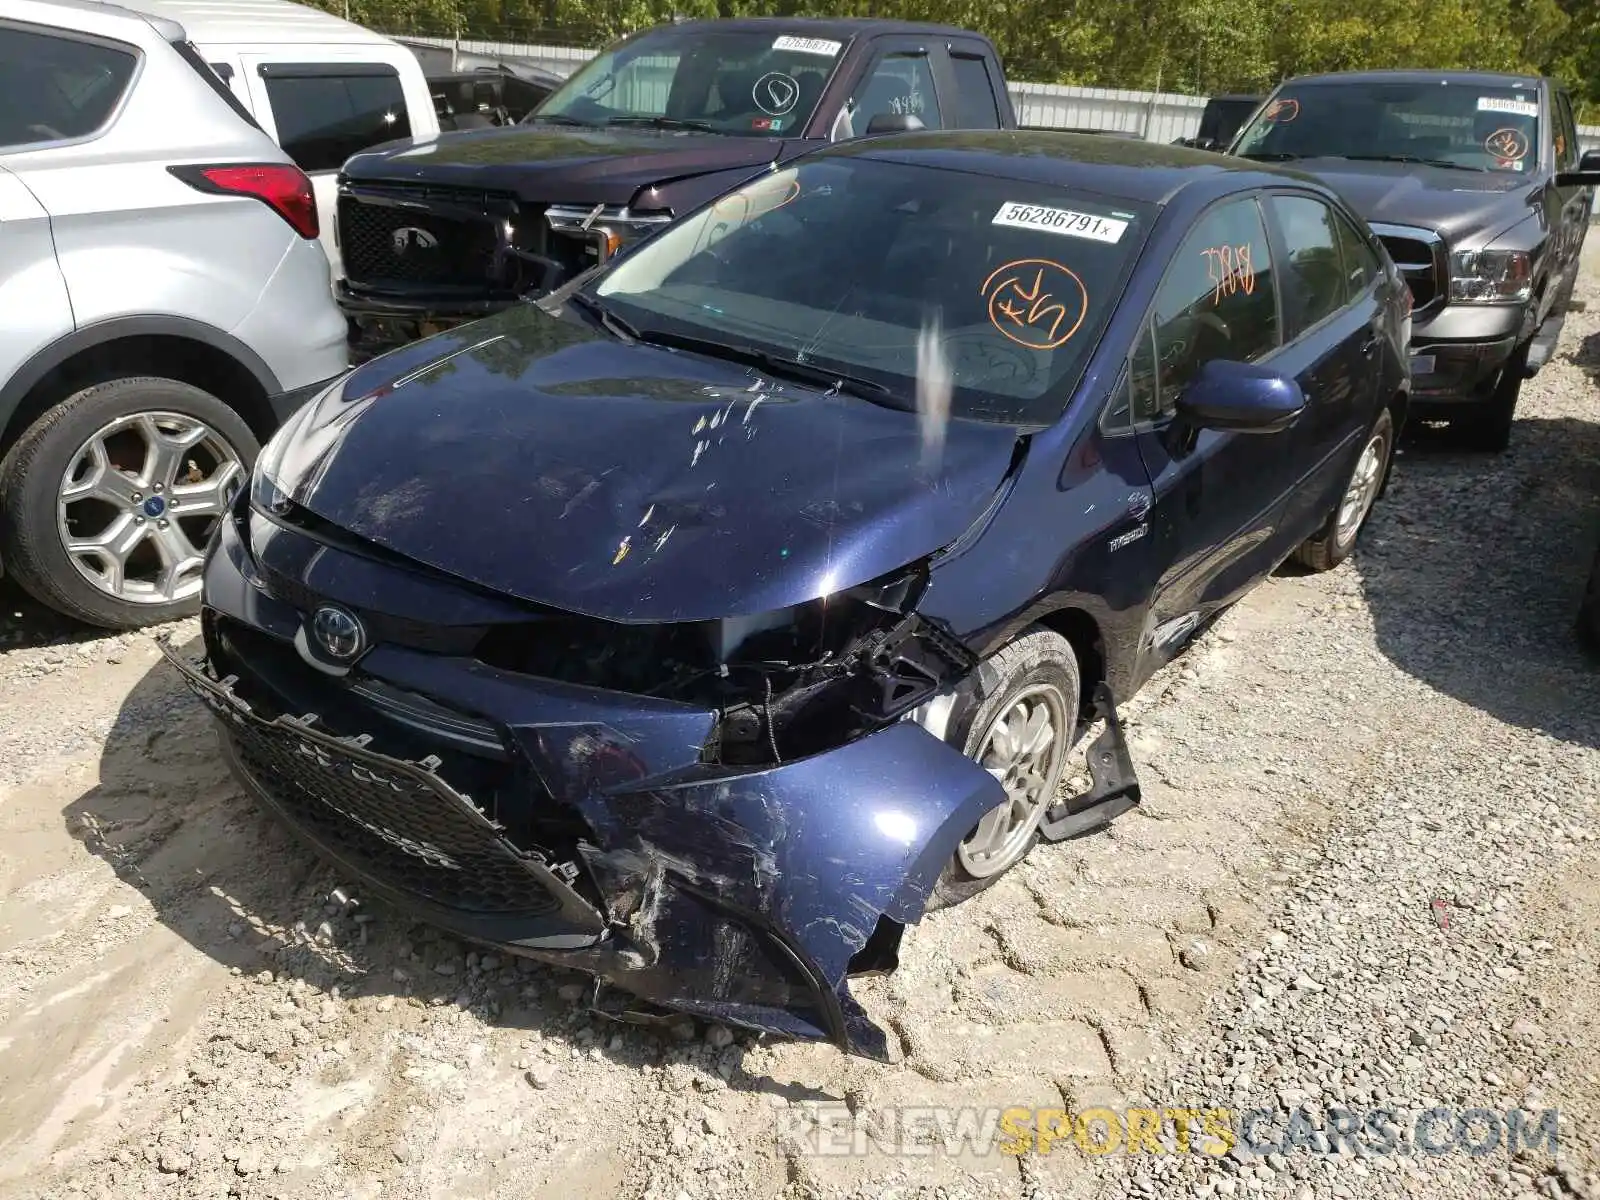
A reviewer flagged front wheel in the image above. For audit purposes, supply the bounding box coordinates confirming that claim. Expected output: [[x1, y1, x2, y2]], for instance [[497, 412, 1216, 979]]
[[1451, 341, 1528, 453], [0, 377, 257, 629], [1293, 407, 1395, 573], [929, 626, 1081, 910]]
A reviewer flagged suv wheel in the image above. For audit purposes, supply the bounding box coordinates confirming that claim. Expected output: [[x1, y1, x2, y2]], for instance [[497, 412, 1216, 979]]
[[0, 377, 257, 629], [1452, 341, 1529, 453]]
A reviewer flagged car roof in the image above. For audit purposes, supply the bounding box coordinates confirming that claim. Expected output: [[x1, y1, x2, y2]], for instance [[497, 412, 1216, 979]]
[[834, 129, 1312, 208], [11, 0, 184, 41], [1281, 69, 1545, 89], [92, 0, 397, 46], [622, 16, 988, 41]]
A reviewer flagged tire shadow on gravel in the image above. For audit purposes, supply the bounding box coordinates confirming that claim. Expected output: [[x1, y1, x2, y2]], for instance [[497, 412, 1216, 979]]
[[1351, 413, 1600, 749], [60, 633, 828, 1102], [0, 575, 103, 651]]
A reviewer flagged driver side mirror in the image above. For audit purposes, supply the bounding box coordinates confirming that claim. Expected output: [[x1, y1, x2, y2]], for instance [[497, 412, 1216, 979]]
[[1175, 358, 1304, 433], [1556, 147, 1600, 186], [865, 112, 925, 136]]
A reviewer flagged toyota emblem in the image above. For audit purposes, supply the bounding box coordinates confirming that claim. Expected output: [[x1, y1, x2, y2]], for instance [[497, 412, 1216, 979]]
[[310, 605, 366, 661], [391, 225, 439, 255]]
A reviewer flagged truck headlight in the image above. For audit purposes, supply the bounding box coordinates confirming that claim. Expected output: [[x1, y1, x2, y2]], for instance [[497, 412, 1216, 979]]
[[546, 204, 673, 263], [1448, 248, 1532, 303]]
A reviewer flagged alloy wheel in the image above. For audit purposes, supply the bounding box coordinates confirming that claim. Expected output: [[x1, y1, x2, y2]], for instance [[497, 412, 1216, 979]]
[[56, 411, 243, 605], [957, 683, 1071, 879], [1335, 430, 1388, 548]]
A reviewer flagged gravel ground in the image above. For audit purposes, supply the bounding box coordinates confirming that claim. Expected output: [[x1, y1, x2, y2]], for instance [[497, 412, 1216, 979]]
[[2, 245, 1599, 1200]]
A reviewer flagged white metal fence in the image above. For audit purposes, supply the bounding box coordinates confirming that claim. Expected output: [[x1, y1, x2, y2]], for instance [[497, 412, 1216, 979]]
[[405, 33, 1600, 151]]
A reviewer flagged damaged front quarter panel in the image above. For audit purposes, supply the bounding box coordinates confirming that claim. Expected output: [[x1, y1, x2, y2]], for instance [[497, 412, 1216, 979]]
[[570, 719, 1006, 1059], [480, 592, 1003, 1058]]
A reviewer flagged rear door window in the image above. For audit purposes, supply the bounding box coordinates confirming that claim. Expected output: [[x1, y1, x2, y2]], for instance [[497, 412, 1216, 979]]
[[949, 53, 1001, 129], [1331, 209, 1379, 303], [1267, 193, 1348, 339], [0, 23, 139, 150], [257, 63, 410, 173]]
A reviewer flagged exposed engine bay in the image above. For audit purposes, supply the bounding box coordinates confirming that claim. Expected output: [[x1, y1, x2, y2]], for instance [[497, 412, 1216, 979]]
[[473, 567, 979, 766]]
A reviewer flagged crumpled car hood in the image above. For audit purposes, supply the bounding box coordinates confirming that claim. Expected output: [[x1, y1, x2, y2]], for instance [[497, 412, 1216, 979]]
[[283, 307, 1021, 623], [342, 125, 790, 206]]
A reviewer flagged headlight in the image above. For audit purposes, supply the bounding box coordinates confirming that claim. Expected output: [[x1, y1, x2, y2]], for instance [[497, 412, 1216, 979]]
[[546, 203, 673, 263], [250, 408, 305, 514], [249, 381, 343, 514], [1449, 248, 1532, 303]]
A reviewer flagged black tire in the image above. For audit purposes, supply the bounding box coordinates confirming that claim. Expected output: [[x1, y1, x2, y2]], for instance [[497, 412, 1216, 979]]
[[1577, 543, 1600, 662], [1293, 407, 1395, 573], [1451, 341, 1528, 453], [928, 626, 1082, 911], [0, 377, 258, 629]]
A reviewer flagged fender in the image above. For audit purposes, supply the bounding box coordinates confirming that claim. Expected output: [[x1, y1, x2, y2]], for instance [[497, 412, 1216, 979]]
[[0, 315, 283, 441]]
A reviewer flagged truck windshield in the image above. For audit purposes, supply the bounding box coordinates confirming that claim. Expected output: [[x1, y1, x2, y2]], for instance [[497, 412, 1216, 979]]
[[528, 28, 849, 137], [590, 157, 1154, 426], [1233, 80, 1542, 174]]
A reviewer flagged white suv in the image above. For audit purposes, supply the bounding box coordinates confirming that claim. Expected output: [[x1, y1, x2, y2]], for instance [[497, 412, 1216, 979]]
[[123, 0, 441, 279], [0, 0, 349, 629]]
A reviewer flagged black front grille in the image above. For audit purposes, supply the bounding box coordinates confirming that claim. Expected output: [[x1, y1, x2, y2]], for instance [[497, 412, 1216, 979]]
[[180, 659, 565, 916], [1378, 234, 1441, 310], [338, 186, 506, 289], [255, 557, 486, 656]]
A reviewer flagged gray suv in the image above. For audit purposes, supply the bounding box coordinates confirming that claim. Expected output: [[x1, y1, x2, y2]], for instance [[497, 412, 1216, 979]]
[[0, 0, 348, 629]]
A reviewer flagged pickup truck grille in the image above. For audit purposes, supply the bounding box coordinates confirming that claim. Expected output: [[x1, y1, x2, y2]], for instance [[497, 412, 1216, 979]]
[[1371, 224, 1447, 314], [338, 183, 518, 290]]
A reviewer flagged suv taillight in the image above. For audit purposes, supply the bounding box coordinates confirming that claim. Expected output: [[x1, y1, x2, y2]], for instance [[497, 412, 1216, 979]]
[[168, 163, 318, 239]]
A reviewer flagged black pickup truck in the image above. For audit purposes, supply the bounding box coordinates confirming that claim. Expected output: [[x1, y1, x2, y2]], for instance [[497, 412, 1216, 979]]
[[1230, 70, 1600, 451], [334, 17, 1021, 357]]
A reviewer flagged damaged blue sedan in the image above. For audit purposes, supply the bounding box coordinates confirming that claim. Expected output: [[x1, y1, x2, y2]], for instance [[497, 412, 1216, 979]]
[[162, 132, 1409, 1059]]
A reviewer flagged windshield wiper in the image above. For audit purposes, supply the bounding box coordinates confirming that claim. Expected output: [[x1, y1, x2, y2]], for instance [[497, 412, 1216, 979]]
[[524, 113, 594, 127], [603, 115, 724, 134], [636, 330, 902, 406], [1333, 154, 1489, 172], [566, 291, 639, 341], [1239, 151, 1305, 161]]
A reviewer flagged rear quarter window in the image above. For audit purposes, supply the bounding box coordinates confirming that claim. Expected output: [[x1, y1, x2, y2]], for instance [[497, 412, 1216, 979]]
[[259, 63, 410, 173], [0, 23, 139, 150]]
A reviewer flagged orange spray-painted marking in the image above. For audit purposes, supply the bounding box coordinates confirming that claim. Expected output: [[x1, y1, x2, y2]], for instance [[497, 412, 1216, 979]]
[[980, 259, 1088, 350]]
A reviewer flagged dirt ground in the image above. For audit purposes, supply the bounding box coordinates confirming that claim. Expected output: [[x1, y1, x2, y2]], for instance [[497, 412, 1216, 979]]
[[3, 247, 1600, 1200]]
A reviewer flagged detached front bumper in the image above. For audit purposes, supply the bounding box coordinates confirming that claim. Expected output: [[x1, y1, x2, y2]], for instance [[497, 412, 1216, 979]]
[[164, 506, 1007, 1058], [1407, 302, 1532, 406]]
